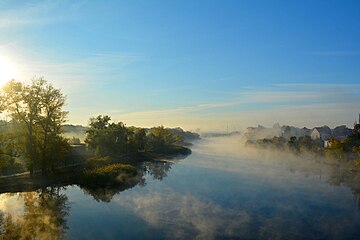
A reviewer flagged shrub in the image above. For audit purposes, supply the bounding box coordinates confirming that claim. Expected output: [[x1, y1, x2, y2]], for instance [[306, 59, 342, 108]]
[[354, 160, 360, 169], [85, 156, 113, 169], [82, 164, 137, 186]]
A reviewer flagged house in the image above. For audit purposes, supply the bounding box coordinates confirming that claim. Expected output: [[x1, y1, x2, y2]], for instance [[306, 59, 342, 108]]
[[311, 126, 332, 140]]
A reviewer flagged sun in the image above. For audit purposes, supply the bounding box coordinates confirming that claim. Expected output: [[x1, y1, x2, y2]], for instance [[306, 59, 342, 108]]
[[0, 54, 18, 85]]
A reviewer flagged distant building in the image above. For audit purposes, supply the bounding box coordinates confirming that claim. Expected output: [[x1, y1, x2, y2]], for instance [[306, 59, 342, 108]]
[[311, 126, 332, 140], [324, 140, 332, 148]]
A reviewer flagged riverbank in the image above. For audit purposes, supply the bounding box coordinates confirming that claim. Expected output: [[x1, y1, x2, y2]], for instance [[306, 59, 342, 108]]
[[0, 146, 191, 194]]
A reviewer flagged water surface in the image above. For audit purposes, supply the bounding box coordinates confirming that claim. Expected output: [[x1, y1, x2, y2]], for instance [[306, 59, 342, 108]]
[[1, 137, 360, 239]]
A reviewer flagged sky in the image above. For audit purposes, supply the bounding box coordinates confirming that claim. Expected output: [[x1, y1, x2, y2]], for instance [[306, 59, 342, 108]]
[[0, 0, 359, 132]]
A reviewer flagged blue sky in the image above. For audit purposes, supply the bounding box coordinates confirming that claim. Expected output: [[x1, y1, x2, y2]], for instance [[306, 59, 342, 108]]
[[0, 0, 359, 131]]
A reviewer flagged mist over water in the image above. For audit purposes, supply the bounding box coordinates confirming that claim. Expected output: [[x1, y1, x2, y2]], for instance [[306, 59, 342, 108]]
[[1, 137, 360, 239]]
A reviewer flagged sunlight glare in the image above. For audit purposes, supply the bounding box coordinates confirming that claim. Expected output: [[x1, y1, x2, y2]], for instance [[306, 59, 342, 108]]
[[0, 54, 18, 85]]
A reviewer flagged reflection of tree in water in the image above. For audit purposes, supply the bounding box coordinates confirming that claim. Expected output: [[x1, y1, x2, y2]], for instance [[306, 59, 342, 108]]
[[0, 187, 69, 240], [325, 161, 360, 211], [81, 161, 173, 202], [81, 177, 144, 203], [144, 160, 173, 181]]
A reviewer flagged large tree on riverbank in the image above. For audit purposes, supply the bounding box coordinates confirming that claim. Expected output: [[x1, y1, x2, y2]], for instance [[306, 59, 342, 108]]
[[0, 78, 69, 175]]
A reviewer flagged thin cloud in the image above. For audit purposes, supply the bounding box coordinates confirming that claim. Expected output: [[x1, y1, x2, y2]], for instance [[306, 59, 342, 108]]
[[117, 84, 358, 119], [110, 84, 360, 131], [4, 45, 142, 94], [116, 101, 240, 118], [307, 51, 360, 57], [0, 0, 86, 29], [272, 83, 360, 88]]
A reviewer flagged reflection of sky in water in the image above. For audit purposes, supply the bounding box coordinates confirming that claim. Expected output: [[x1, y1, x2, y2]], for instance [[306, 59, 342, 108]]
[[0, 193, 24, 220], [1, 137, 360, 239]]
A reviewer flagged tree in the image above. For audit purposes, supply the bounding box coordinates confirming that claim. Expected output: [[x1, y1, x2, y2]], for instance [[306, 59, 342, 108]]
[[85, 115, 128, 156], [69, 137, 81, 145], [0, 78, 69, 176], [149, 126, 180, 152], [325, 136, 345, 161], [36, 79, 68, 173], [134, 128, 146, 151]]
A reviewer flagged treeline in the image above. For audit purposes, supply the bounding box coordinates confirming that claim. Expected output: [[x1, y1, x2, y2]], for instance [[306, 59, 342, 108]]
[[85, 115, 195, 157], [246, 133, 360, 163], [246, 136, 322, 153], [0, 78, 197, 177], [63, 124, 200, 146], [80, 116, 195, 186]]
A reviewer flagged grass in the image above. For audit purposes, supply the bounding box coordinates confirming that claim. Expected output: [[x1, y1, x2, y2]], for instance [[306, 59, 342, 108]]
[[82, 163, 137, 186]]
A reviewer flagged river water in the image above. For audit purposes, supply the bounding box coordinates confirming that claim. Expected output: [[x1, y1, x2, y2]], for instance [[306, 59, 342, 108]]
[[1, 137, 360, 239]]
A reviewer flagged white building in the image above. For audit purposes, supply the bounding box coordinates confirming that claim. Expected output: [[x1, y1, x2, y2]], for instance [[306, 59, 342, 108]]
[[311, 127, 331, 140]]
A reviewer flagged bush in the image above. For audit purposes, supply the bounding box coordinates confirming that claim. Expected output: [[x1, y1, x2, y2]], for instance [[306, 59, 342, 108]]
[[354, 160, 360, 169], [82, 164, 137, 186], [85, 156, 113, 169]]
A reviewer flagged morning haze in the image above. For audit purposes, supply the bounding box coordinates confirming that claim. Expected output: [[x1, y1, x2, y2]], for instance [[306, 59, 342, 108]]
[[0, 1, 359, 239]]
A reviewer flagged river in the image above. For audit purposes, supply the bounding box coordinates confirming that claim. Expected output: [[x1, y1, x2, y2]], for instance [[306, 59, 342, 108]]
[[0, 137, 360, 239]]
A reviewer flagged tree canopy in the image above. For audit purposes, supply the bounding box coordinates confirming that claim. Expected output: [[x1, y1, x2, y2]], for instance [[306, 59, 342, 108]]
[[85, 115, 182, 158], [0, 78, 69, 175]]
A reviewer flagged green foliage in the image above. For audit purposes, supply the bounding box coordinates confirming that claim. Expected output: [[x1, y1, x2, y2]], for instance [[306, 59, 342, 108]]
[[85, 156, 113, 169], [85, 116, 184, 157], [85, 115, 128, 156], [325, 136, 346, 160], [353, 146, 360, 160], [69, 137, 81, 145], [148, 126, 181, 152], [353, 160, 360, 168], [249, 132, 360, 163], [253, 136, 287, 150], [298, 135, 321, 153], [250, 135, 322, 155], [0, 78, 70, 175], [343, 134, 360, 151], [168, 127, 200, 143], [82, 164, 137, 186]]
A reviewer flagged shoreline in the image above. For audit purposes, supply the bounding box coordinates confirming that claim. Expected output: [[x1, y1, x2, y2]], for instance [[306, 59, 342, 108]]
[[0, 146, 192, 194]]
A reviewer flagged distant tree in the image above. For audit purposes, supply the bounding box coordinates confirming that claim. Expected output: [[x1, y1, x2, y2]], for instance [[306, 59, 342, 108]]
[[85, 115, 128, 156], [287, 136, 298, 152], [148, 126, 180, 152], [325, 136, 345, 160], [85, 117, 184, 156], [134, 128, 146, 151], [343, 134, 360, 152], [353, 146, 360, 160], [85, 115, 112, 156], [69, 137, 81, 145], [298, 135, 319, 153], [125, 126, 147, 152]]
